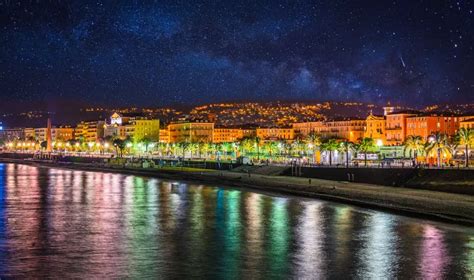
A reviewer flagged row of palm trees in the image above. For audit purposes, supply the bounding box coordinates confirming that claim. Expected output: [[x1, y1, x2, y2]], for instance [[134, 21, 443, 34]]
[[403, 128, 473, 167], [140, 133, 379, 167], [5, 127, 473, 167]]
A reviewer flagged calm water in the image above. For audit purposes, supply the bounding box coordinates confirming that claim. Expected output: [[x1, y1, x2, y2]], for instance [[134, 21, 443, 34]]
[[0, 163, 473, 279]]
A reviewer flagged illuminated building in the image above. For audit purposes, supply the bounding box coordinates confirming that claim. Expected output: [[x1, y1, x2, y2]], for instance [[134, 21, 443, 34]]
[[168, 121, 214, 143], [132, 119, 160, 141], [321, 119, 366, 142], [292, 121, 325, 137], [213, 128, 244, 143], [365, 113, 386, 144], [159, 129, 169, 143], [460, 118, 474, 129], [256, 127, 294, 140], [242, 128, 257, 138], [75, 120, 105, 142], [24, 128, 36, 139], [104, 112, 160, 142], [385, 111, 417, 145], [0, 128, 25, 141], [292, 120, 365, 141], [383, 105, 395, 116], [406, 114, 460, 140], [34, 126, 75, 142]]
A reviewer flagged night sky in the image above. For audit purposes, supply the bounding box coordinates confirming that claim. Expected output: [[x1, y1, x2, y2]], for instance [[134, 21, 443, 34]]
[[1, 0, 473, 108]]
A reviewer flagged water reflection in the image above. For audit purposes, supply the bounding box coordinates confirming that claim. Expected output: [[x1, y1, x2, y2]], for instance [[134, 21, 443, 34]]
[[358, 213, 398, 279], [294, 202, 325, 278], [0, 163, 473, 278], [419, 225, 450, 279]]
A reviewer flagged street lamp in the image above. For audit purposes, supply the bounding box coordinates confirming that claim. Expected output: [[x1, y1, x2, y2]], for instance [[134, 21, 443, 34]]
[[376, 139, 383, 147]]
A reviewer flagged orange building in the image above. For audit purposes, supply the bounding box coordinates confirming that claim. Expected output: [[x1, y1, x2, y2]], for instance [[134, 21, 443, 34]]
[[385, 111, 417, 145], [168, 121, 214, 143], [322, 119, 366, 142], [460, 118, 474, 129], [292, 121, 325, 137], [213, 128, 244, 143], [256, 127, 294, 140], [406, 115, 460, 140], [159, 129, 169, 143], [293, 120, 365, 142], [364, 113, 386, 144], [34, 126, 75, 142]]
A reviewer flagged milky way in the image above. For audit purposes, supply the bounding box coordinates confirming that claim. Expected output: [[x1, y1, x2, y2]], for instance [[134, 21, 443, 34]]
[[0, 0, 473, 107]]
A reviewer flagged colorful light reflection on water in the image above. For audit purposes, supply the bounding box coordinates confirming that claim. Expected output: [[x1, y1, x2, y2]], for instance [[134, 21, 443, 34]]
[[0, 163, 473, 278]]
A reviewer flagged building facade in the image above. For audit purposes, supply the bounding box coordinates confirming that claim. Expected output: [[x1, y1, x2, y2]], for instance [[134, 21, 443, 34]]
[[322, 120, 366, 142], [256, 128, 294, 140], [159, 129, 169, 143], [0, 128, 25, 142], [460, 118, 474, 129], [168, 122, 214, 143], [213, 128, 244, 143], [104, 113, 160, 142], [292, 121, 325, 137], [34, 126, 75, 142], [76, 121, 105, 142], [385, 112, 417, 145], [364, 114, 386, 144], [406, 115, 460, 140]]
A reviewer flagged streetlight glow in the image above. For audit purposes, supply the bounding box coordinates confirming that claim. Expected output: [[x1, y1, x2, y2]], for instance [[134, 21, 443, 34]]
[[376, 139, 383, 147]]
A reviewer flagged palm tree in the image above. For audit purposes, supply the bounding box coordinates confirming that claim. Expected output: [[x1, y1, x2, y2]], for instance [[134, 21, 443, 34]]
[[359, 137, 375, 167], [456, 128, 473, 168], [179, 142, 190, 159], [254, 137, 261, 161], [196, 141, 205, 159], [40, 141, 48, 150], [112, 138, 125, 157], [202, 142, 211, 159], [339, 140, 353, 168], [425, 133, 450, 167], [265, 141, 279, 159], [306, 132, 321, 163], [320, 138, 339, 166], [291, 139, 306, 157], [141, 136, 153, 153], [240, 138, 253, 157], [403, 135, 424, 163]]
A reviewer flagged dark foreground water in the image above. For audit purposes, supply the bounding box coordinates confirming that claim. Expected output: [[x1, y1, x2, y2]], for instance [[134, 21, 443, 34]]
[[0, 163, 473, 279]]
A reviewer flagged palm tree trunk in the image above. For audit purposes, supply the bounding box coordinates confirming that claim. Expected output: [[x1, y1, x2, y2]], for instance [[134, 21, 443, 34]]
[[346, 147, 349, 168], [364, 153, 367, 166], [329, 151, 332, 166], [437, 149, 441, 167]]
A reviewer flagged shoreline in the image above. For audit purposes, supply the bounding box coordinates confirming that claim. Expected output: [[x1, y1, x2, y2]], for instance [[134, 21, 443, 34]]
[[2, 158, 474, 226]]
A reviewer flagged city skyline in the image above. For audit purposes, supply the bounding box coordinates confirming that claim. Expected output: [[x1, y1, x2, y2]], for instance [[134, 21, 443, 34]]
[[1, 2, 473, 279], [1, 1, 473, 108]]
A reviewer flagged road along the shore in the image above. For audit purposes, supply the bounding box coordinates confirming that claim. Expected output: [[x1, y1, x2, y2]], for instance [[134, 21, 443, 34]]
[[2, 158, 474, 226]]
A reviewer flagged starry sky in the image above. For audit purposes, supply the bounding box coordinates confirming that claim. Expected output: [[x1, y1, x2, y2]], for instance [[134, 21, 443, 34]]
[[1, 0, 473, 108]]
